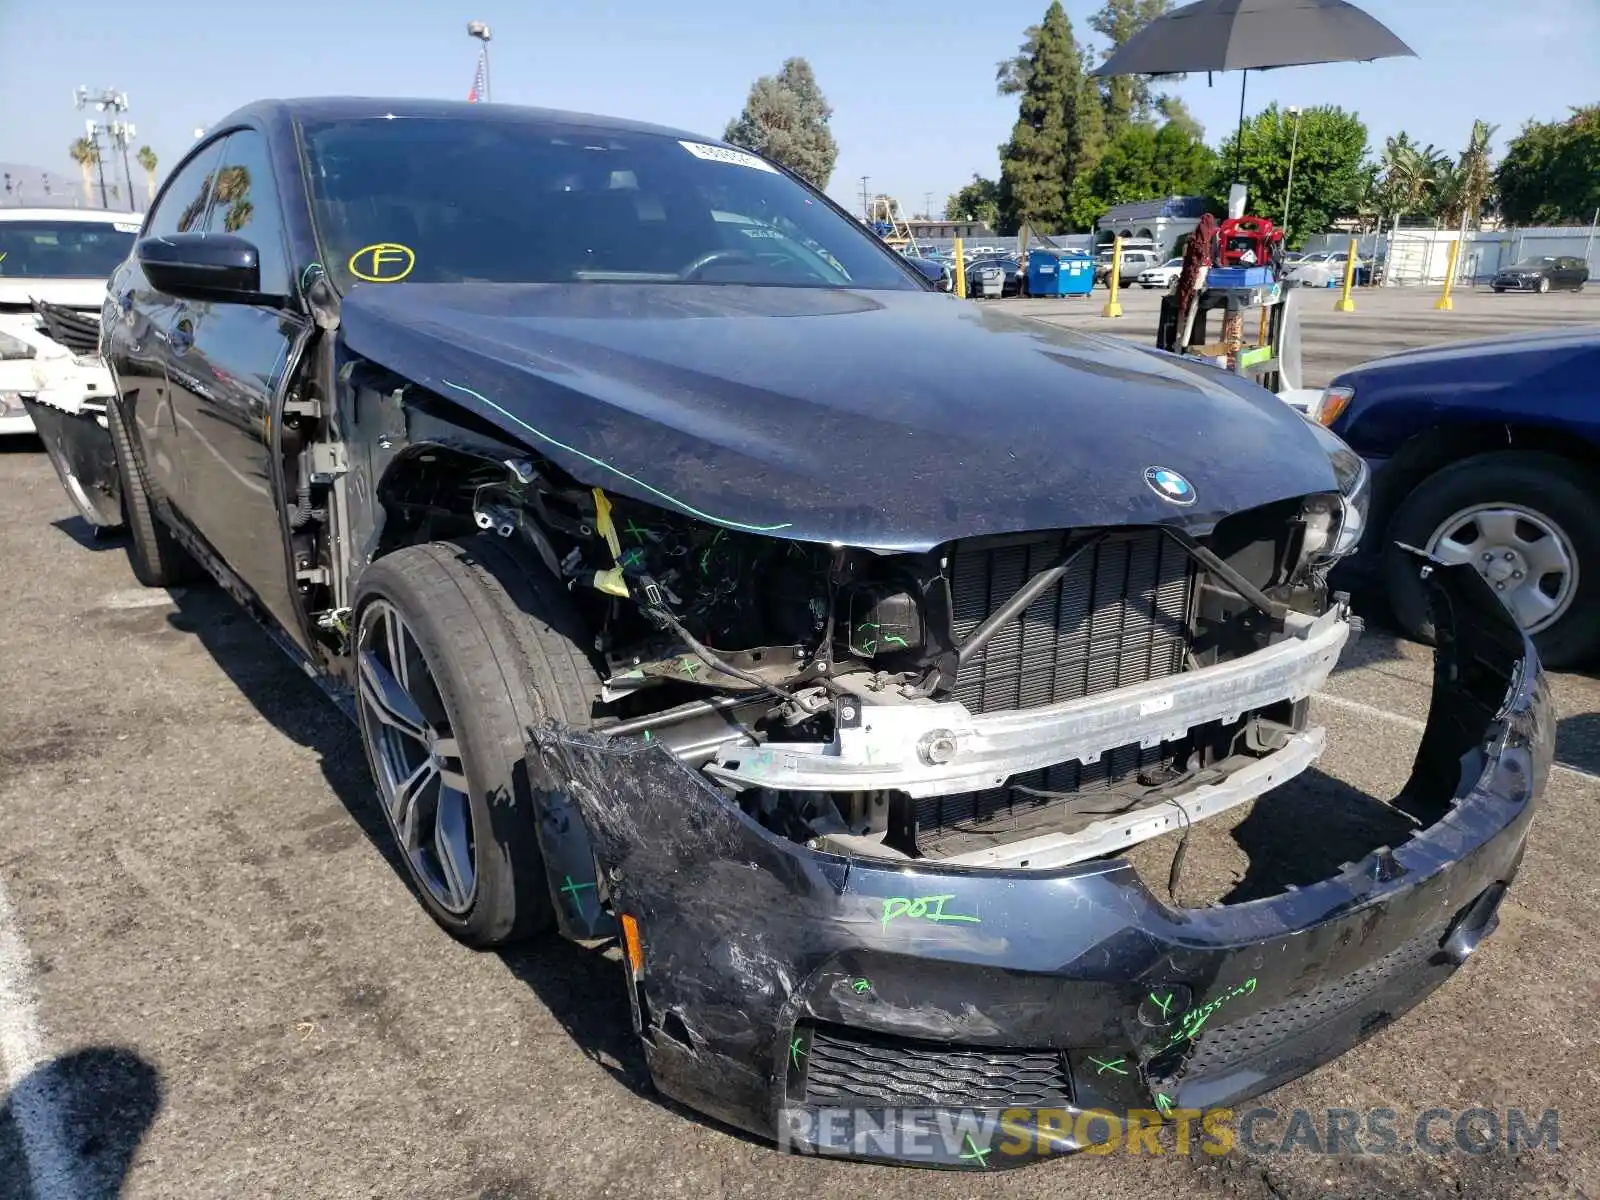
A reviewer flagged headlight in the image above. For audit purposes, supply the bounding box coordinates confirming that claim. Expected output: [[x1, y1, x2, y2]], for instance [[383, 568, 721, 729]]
[[1309, 384, 1353, 427], [0, 331, 37, 361], [1300, 419, 1370, 563]]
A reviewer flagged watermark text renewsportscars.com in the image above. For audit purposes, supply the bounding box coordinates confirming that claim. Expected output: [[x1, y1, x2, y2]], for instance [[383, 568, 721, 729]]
[[778, 1105, 1560, 1164]]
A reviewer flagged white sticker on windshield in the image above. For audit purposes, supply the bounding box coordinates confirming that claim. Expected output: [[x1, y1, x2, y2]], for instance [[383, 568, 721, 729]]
[[679, 141, 778, 173], [113, 222, 141, 233]]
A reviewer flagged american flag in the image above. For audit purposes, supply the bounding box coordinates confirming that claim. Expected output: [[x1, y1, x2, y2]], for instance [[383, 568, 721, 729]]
[[468, 49, 489, 103]]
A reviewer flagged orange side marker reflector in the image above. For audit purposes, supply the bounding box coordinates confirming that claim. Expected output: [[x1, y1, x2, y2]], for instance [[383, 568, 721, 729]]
[[621, 914, 644, 975]]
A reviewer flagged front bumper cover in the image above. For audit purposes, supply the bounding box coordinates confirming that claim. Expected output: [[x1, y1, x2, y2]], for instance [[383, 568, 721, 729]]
[[532, 558, 1552, 1169]]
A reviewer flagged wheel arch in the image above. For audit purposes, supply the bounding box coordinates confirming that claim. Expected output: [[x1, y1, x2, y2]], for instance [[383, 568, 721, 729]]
[[1374, 420, 1600, 545]]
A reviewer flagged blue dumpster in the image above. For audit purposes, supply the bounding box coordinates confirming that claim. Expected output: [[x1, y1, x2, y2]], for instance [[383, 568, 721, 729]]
[[1027, 249, 1095, 297]]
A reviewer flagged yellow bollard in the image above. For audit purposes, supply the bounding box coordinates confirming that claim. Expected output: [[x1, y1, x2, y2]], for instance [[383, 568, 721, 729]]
[[1334, 237, 1359, 312], [1102, 235, 1124, 318], [953, 236, 967, 299], [1435, 238, 1463, 311]]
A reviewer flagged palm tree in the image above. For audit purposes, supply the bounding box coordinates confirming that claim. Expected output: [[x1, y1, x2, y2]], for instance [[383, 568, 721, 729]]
[[1452, 120, 1498, 230], [136, 146, 158, 209], [68, 137, 99, 207]]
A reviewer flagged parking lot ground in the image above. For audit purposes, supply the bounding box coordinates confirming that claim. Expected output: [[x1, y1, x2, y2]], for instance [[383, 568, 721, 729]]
[[1016, 282, 1600, 387], [1, 288, 1598, 1199]]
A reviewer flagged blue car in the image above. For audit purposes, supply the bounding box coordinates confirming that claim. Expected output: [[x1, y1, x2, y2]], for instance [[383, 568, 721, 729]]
[[1312, 326, 1600, 667]]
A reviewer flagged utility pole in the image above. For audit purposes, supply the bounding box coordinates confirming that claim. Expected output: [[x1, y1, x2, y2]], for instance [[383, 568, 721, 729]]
[[924, 191, 934, 221], [860, 176, 871, 223], [468, 21, 493, 103], [75, 86, 135, 210]]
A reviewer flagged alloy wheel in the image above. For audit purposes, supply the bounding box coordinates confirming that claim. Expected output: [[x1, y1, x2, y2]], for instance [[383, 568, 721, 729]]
[[356, 599, 478, 913], [1426, 503, 1578, 634]]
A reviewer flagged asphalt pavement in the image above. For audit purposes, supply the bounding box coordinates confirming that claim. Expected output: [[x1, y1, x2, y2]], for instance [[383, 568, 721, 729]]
[[0, 287, 1597, 1199]]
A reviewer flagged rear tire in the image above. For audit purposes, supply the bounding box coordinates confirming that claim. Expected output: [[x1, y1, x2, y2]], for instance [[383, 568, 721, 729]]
[[353, 538, 601, 947], [106, 400, 194, 587], [1384, 451, 1600, 668]]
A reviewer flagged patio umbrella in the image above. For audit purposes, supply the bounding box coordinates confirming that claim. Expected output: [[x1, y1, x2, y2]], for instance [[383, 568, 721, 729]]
[[1091, 0, 1416, 176]]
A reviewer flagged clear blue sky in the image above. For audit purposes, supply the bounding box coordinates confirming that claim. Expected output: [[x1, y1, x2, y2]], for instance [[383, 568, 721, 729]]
[[2, 0, 1595, 216]]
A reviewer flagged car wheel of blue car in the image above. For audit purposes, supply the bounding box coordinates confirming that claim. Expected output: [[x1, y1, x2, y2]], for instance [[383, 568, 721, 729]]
[[1384, 451, 1600, 668], [353, 537, 602, 947]]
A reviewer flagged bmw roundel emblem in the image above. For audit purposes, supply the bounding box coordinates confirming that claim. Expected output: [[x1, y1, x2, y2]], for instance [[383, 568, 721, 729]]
[[1144, 466, 1196, 506]]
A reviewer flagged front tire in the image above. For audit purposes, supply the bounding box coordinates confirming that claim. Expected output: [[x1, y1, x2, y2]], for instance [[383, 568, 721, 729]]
[[1538, 276, 1550, 294], [1384, 451, 1600, 668], [353, 538, 601, 947]]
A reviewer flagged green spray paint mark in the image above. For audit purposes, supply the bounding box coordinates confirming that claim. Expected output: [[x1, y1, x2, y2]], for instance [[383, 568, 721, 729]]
[[642, 730, 652, 742], [623, 518, 652, 543], [853, 621, 910, 654], [1164, 978, 1257, 1049], [851, 978, 872, 994], [960, 1134, 991, 1168], [790, 1036, 806, 1067], [298, 261, 322, 290], [560, 875, 596, 914], [618, 547, 645, 568], [699, 529, 725, 574], [442, 381, 792, 534], [880, 895, 980, 928], [1088, 1055, 1128, 1077], [1149, 991, 1175, 1020], [679, 656, 699, 678], [1156, 1092, 1174, 1117]]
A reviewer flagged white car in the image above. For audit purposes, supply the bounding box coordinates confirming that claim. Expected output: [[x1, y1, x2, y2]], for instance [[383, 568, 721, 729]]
[[1136, 257, 1185, 289], [0, 207, 137, 437], [1283, 251, 1366, 289]]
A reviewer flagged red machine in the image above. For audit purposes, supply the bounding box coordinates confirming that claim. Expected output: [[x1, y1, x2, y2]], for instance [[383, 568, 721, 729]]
[[1218, 216, 1283, 268]]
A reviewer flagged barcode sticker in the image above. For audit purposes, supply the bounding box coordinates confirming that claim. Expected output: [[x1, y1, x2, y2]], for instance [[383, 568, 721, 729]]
[[679, 141, 778, 173]]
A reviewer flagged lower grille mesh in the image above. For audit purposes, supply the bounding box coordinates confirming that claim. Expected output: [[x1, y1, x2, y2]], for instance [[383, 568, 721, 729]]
[[801, 1023, 1072, 1109]]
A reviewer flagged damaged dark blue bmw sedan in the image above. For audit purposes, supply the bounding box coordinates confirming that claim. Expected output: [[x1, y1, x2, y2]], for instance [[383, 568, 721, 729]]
[[26, 98, 1552, 1169]]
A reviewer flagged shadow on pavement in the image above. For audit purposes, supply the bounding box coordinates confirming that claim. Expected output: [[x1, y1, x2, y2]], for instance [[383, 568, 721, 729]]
[[49, 516, 124, 553], [0, 1046, 162, 1200], [1221, 768, 1417, 905], [1555, 709, 1600, 777]]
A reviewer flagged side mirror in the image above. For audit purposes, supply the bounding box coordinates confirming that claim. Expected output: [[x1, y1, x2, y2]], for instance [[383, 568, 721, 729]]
[[136, 233, 285, 305]]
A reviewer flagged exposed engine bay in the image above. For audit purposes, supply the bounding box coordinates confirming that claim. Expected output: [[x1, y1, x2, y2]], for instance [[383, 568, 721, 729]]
[[362, 429, 1362, 877]]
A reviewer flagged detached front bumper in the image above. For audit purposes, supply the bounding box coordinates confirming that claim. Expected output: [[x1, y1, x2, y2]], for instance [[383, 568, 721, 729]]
[[538, 559, 1552, 1169]]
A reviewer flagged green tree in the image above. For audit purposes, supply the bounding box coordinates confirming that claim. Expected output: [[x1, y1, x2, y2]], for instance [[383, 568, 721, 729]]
[[1496, 105, 1600, 225], [1216, 104, 1370, 244], [68, 137, 98, 207], [945, 175, 1002, 227], [1376, 133, 1449, 227], [135, 145, 158, 209], [998, 2, 1102, 234], [1451, 119, 1498, 229], [724, 57, 839, 189], [1089, 0, 1176, 133], [1070, 118, 1216, 228]]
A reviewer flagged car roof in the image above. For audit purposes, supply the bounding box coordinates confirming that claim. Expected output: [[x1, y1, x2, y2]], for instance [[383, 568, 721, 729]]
[[0, 207, 140, 225], [215, 96, 713, 144]]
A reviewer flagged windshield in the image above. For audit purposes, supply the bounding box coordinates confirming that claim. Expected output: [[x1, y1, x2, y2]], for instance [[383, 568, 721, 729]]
[[1510, 257, 1556, 269], [300, 117, 918, 292], [0, 220, 137, 279]]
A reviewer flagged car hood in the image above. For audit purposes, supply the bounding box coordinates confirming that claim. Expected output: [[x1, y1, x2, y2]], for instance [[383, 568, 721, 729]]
[[0, 278, 109, 312], [1335, 326, 1600, 381], [340, 283, 1337, 549]]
